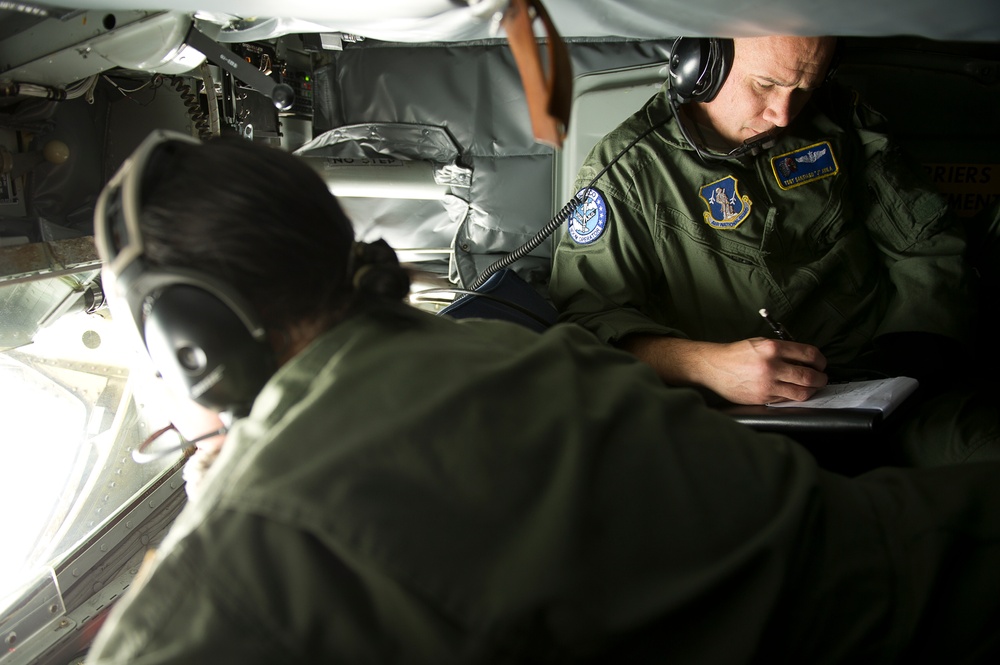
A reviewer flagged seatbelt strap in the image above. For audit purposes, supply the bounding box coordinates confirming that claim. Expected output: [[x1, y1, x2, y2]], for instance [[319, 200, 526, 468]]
[[501, 0, 573, 149]]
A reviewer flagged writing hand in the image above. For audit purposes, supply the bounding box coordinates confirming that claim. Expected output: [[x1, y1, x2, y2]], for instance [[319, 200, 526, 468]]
[[703, 337, 829, 405], [620, 334, 828, 405]]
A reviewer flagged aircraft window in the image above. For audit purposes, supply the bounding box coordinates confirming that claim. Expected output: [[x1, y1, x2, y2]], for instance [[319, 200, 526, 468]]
[[0, 295, 179, 603]]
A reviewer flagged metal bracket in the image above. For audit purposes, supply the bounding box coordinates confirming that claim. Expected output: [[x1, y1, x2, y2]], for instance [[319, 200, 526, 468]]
[[183, 25, 294, 111]]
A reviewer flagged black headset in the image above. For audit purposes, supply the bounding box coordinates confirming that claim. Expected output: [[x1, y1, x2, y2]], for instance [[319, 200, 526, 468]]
[[95, 130, 276, 417], [667, 37, 735, 105]]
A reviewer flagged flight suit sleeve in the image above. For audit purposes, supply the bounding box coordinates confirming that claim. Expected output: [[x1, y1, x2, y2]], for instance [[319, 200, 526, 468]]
[[84, 512, 381, 665], [549, 160, 683, 345], [84, 522, 289, 664], [853, 101, 975, 346]]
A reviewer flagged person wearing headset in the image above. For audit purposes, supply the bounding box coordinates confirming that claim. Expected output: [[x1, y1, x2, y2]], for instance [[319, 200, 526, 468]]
[[86, 131, 1000, 663], [548, 35, 999, 467]]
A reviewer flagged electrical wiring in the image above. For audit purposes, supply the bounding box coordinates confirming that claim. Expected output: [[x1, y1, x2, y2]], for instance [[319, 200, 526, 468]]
[[101, 73, 164, 106]]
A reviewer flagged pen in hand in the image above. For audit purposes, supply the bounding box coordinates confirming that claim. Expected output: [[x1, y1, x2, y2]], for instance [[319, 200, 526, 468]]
[[759, 308, 795, 341]]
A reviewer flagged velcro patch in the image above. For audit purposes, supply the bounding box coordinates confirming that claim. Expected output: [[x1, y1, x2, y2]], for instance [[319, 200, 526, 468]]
[[568, 188, 608, 245], [699, 175, 752, 229], [771, 141, 838, 190]]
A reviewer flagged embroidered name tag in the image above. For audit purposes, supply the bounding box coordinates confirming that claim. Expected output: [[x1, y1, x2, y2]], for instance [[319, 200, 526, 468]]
[[568, 188, 608, 244], [699, 175, 752, 229], [771, 141, 839, 190]]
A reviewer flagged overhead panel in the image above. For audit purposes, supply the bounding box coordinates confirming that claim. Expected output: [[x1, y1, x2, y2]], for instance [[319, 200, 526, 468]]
[[0, 11, 204, 88]]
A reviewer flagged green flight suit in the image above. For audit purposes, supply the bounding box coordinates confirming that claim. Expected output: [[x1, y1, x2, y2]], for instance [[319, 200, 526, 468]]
[[549, 84, 972, 364], [86, 304, 1000, 663], [549, 84, 1000, 466]]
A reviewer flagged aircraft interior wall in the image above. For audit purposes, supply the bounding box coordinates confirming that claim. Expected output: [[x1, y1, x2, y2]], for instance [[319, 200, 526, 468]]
[[303, 38, 678, 289]]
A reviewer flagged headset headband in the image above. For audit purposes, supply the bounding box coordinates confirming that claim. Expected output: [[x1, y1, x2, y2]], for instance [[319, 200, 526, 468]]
[[95, 130, 266, 341], [94, 130, 196, 284], [93, 130, 274, 415]]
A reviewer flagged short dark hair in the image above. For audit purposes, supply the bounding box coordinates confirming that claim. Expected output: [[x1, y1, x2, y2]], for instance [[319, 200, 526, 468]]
[[139, 137, 408, 331]]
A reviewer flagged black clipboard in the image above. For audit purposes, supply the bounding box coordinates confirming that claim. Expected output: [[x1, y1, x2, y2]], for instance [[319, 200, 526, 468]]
[[719, 404, 881, 433]]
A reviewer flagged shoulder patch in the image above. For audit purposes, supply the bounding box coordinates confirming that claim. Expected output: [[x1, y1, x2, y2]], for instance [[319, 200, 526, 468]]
[[770, 141, 839, 190], [699, 175, 752, 229], [568, 188, 608, 245]]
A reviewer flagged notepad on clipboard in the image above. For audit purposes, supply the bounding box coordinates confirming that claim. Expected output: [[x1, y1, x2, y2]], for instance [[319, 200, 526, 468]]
[[767, 376, 919, 418]]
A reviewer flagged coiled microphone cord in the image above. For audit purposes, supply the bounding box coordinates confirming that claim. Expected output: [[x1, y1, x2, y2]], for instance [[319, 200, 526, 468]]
[[469, 120, 664, 290]]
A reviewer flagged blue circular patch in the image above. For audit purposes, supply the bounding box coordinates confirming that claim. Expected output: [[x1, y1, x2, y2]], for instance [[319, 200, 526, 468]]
[[567, 188, 608, 245]]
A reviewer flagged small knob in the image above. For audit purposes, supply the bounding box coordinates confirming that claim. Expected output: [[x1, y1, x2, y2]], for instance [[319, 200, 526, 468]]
[[43, 140, 70, 165], [271, 83, 295, 111]]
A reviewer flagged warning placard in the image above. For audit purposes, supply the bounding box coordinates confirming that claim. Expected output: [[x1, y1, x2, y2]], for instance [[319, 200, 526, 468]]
[[923, 163, 1000, 218]]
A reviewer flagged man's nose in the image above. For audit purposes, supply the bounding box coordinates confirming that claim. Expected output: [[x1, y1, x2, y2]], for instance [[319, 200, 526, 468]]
[[762, 93, 793, 127]]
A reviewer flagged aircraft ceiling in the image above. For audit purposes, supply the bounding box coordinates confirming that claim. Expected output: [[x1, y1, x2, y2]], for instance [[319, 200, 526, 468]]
[[19, 0, 1000, 43]]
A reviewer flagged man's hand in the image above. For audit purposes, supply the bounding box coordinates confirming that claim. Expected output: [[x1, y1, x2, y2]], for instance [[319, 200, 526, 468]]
[[620, 334, 828, 405]]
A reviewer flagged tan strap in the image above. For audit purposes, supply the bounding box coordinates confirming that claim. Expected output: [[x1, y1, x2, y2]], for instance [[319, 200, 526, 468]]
[[501, 0, 573, 149]]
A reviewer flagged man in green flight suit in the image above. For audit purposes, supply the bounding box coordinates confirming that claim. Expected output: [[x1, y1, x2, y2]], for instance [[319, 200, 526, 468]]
[[549, 35, 1000, 466]]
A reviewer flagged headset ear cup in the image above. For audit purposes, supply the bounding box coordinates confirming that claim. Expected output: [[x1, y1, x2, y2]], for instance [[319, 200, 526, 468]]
[[668, 37, 734, 104], [142, 285, 275, 415]]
